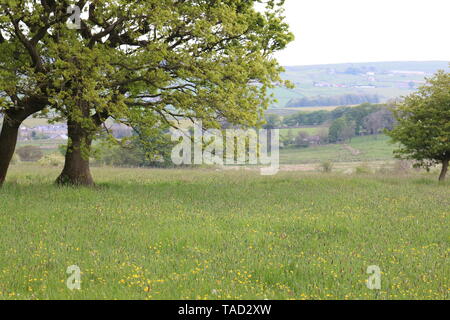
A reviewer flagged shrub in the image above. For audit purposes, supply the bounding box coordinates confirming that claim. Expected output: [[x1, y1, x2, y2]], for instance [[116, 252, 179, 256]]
[[38, 153, 65, 167], [319, 161, 334, 173], [16, 145, 44, 162]]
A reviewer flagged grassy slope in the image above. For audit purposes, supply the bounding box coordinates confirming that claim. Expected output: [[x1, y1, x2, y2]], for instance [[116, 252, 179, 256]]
[[270, 61, 449, 108], [0, 166, 448, 300], [280, 135, 396, 164], [280, 127, 327, 137]]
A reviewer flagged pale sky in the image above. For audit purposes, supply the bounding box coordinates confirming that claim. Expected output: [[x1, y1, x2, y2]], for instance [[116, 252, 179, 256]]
[[275, 0, 450, 66]]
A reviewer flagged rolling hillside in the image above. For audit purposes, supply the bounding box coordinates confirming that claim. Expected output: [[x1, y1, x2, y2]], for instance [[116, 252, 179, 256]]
[[270, 61, 449, 109]]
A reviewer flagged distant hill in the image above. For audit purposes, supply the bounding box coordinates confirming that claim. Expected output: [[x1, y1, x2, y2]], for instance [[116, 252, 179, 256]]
[[270, 61, 449, 109]]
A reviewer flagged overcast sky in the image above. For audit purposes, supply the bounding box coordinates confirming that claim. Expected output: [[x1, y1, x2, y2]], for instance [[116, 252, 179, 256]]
[[275, 0, 450, 66]]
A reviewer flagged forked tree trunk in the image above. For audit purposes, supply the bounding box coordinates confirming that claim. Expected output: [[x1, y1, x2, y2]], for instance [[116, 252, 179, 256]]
[[0, 117, 21, 187], [439, 159, 449, 182], [56, 119, 95, 186]]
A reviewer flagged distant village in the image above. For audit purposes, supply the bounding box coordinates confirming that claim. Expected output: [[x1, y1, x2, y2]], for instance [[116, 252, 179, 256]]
[[19, 124, 68, 141]]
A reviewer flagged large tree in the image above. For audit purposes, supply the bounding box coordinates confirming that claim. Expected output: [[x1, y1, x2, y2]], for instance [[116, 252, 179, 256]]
[[0, 0, 62, 186], [387, 70, 450, 181], [0, 0, 99, 186], [0, 0, 293, 186]]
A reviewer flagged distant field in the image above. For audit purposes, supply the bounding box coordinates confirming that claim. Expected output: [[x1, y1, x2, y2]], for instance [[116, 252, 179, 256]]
[[17, 139, 65, 154], [1, 166, 448, 299], [280, 127, 327, 137], [16, 134, 395, 165], [267, 105, 358, 116], [280, 135, 397, 164]]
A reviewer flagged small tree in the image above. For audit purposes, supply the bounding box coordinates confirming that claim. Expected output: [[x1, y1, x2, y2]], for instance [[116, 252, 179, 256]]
[[263, 114, 282, 129], [294, 131, 310, 148], [329, 117, 355, 143], [281, 129, 295, 147], [387, 70, 450, 181]]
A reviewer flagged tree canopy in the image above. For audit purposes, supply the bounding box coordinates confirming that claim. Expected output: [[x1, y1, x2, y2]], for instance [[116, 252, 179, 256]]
[[0, 0, 293, 186]]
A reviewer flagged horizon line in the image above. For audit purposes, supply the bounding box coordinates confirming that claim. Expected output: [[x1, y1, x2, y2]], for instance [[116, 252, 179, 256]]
[[281, 59, 449, 68]]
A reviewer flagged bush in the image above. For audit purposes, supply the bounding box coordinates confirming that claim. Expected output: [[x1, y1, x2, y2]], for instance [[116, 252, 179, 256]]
[[16, 145, 44, 162], [319, 161, 334, 173], [38, 153, 65, 167]]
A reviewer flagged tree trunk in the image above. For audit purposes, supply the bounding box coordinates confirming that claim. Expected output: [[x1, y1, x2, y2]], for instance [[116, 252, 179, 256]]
[[56, 119, 95, 186], [0, 117, 21, 187], [439, 159, 449, 182], [0, 98, 47, 186]]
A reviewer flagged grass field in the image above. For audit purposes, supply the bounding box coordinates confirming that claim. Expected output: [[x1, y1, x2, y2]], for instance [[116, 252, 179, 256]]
[[280, 135, 397, 164], [267, 106, 358, 116], [0, 165, 448, 300], [16, 133, 395, 165], [17, 139, 65, 153], [280, 127, 328, 137]]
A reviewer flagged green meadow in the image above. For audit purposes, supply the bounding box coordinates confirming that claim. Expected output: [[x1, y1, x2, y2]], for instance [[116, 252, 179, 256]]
[[0, 165, 448, 300], [280, 135, 397, 164]]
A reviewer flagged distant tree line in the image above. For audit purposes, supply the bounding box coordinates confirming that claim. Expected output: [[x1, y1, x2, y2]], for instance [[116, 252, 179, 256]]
[[342, 66, 376, 75], [283, 103, 392, 129], [268, 103, 396, 148], [327, 104, 395, 142], [286, 94, 381, 108]]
